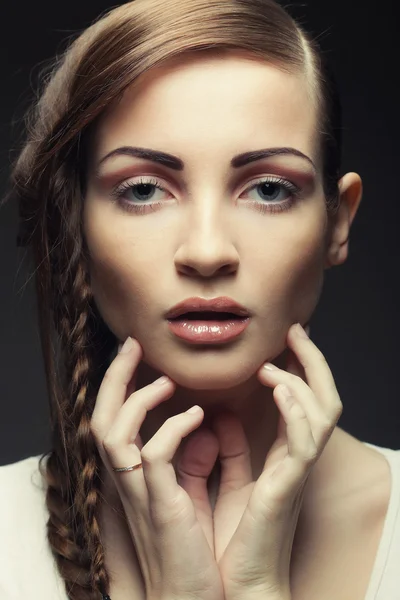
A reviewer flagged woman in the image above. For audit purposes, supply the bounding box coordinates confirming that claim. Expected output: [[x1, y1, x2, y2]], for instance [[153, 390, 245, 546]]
[[1, 0, 399, 599]]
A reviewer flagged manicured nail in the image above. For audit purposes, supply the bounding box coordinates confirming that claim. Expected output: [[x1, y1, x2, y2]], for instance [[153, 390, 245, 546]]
[[264, 362, 278, 371], [153, 375, 170, 385], [187, 405, 201, 414], [295, 323, 309, 338], [119, 337, 134, 354]]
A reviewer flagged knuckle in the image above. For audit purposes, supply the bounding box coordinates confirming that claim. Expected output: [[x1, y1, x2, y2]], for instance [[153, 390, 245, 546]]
[[304, 444, 319, 463], [319, 417, 336, 436], [140, 413, 189, 464], [140, 444, 160, 464], [89, 418, 99, 438], [89, 418, 106, 445], [102, 367, 113, 383], [334, 400, 344, 419], [314, 348, 329, 365], [102, 435, 120, 452], [291, 403, 307, 418]]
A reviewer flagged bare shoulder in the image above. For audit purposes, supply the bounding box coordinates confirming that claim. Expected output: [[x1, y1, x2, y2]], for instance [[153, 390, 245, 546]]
[[290, 429, 393, 599], [306, 426, 392, 508], [342, 430, 392, 513], [323, 427, 392, 524]]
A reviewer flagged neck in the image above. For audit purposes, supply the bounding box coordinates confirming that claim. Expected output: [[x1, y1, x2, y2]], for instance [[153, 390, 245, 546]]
[[135, 348, 289, 481]]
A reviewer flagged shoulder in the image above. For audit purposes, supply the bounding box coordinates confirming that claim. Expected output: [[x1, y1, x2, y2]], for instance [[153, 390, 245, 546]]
[[0, 454, 67, 599], [0, 453, 48, 517], [0, 453, 47, 487], [357, 443, 400, 598], [361, 442, 400, 531], [0, 452, 49, 549], [345, 439, 400, 525]]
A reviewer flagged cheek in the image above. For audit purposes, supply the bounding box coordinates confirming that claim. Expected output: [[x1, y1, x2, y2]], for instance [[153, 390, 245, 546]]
[[84, 222, 159, 337], [251, 218, 327, 322], [283, 235, 325, 315]]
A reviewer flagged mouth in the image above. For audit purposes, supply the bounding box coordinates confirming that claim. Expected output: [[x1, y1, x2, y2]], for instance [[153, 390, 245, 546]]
[[168, 311, 245, 321], [165, 296, 250, 320], [166, 311, 251, 344]]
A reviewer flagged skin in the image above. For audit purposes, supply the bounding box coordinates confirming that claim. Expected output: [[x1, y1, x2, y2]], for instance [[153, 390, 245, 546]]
[[82, 50, 386, 595]]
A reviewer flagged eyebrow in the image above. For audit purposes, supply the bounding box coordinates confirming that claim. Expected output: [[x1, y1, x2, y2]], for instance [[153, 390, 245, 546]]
[[95, 145, 317, 175]]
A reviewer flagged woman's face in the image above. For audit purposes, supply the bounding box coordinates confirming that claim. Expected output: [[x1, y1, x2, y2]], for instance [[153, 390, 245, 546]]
[[84, 52, 330, 389]]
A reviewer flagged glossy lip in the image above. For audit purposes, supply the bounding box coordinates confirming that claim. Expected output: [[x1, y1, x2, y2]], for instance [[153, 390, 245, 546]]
[[165, 296, 251, 320], [167, 317, 251, 344]]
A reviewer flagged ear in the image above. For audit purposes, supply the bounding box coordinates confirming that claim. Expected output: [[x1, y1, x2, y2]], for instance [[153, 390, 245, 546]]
[[324, 172, 363, 269]]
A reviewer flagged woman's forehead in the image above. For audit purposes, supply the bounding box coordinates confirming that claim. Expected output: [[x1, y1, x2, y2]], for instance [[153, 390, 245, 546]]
[[92, 53, 318, 168]]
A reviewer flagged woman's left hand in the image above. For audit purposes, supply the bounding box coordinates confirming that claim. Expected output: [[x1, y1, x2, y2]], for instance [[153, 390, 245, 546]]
[[180, 322, 343, 600]]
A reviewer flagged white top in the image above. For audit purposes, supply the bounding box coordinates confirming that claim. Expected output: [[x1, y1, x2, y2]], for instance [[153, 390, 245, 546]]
[[1, 442, 399, 599]]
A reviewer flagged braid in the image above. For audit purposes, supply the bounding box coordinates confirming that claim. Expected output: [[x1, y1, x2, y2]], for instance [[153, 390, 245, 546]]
[[39, 235, 114, 599]]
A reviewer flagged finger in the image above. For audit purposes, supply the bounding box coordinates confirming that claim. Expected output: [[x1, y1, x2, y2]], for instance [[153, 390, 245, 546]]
[[259, 362, 327, 446], [230, 385, 315, 580], [258, 326, 342, 431], [141, 408, 213, 538], [117, 340, 139, 398], [285, 346, 306, 380], [286, 323, 342, 418], [275, 384, 317, 466], [91, 337, 143, 439], [260, 384, 317, 498], [140, 406, 205, 508], [211, 411, 252, 496], [177, 427, 219, 509], [102, 377, 175, 505], [176, 428, 219, 550]]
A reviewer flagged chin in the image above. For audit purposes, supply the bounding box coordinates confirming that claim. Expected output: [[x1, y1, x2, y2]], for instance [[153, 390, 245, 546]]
[[142, 346, 268, 390]]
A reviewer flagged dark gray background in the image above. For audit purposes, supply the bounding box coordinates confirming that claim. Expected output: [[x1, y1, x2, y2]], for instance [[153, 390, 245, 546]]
[[1, 1, 399, 466]]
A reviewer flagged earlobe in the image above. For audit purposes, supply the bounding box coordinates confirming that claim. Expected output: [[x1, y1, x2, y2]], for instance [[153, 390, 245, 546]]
[[324, 172, 363, 269]]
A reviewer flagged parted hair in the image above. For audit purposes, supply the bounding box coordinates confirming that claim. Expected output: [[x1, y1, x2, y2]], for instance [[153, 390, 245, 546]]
[[2, 0, 343, 598]]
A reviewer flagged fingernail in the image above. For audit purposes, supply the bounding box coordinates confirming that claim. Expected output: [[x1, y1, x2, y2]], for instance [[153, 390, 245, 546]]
[[187, 405, 201, 414], [153, 375, 170, 385], [264, 362, 278, 371], [119, 337, 134, 354], [295, 323, 309, 339]]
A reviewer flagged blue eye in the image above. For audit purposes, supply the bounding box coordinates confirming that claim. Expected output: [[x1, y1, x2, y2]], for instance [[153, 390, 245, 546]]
[[114, 177, 168, 203], [111, 174, 301, 215], [245, 179, 293, 202]]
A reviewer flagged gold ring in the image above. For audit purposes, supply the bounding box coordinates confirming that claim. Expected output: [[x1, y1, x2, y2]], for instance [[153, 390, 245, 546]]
[[112, 463, 143, 472]]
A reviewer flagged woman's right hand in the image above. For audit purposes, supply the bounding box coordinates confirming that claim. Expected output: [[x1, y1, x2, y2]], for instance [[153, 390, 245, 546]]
[[90, 336, 224, 600]]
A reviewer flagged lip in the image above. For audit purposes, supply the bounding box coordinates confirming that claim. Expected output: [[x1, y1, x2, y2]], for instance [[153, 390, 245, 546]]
[[167, 317, 251, 344], [165, 296, 250, 320]]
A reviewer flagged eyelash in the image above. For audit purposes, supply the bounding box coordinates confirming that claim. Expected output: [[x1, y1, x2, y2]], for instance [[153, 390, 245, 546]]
[[110, 175, 302, 215]]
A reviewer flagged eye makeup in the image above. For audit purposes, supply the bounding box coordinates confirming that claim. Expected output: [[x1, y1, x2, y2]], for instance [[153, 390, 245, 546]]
[[109, 173, 305, 216]]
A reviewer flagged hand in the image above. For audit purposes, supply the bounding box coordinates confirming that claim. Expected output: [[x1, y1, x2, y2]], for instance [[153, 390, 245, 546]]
[[90, 338, 224, 600], [179, 323, 343, 600]]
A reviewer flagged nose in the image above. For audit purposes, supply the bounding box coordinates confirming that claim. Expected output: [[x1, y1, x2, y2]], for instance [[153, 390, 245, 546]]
[[173, 204, 240, 278]]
